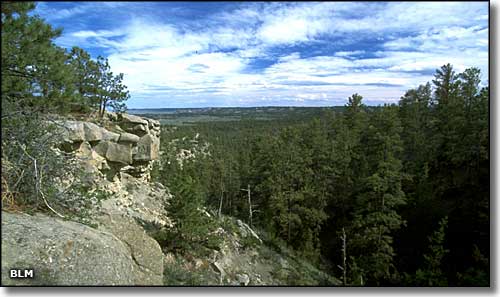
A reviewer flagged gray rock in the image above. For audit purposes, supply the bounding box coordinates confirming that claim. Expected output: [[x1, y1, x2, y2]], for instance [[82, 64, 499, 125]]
[[59, 121, 85, 142], [97, 214, 164, 285], [82, 122, 120, 142], [132, 124, 147, 133], [118, 133, 140, 143], [133, 134, 160, 162], [118, 113, 148, 125], [57, 121, 121, 144], [147, 118, 160, 128], [236, 273, 250, 286], [102, 174, 172, 228], [1, 212, 139, 286], [94, 141, 132, 165]]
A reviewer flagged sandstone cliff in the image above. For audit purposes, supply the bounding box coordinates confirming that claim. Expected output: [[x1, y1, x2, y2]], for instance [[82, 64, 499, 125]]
[[2, 112, 169, 286], [1, 112, 338, 286]]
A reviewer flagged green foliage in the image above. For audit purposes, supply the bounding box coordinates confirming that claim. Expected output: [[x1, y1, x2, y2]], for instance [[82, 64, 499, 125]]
[[456, 245, 489, 286], [1, 2, 130, 216], [163, 256, 217, 286], [162, 174, 216, 252], [1, 116, 76, 213], [95, 56, 130, 117], [67, 46, 100, 112], [2, 1, 74, 113], [60, 185, 112, 228], [4, 1, 488, 287], [405, 216, 449, 286], [153, 144, 222, 257], [148, 67, 488, 285], [346, 104, 406, 285], [396, 65, 489, 286]]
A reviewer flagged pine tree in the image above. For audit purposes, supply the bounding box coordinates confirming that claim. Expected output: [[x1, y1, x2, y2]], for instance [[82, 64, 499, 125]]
[[348, 105, 406, 285], [2, 1, 75, 113], [67, 46, 101, 111], [96, 56, 129, 117], [164, 174, 212, 251], [409, 216, 449, 286]]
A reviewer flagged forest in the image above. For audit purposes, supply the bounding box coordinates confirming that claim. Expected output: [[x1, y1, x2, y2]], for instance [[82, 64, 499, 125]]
[[149, 66, 489, 286], [1, 1, 490, 287]]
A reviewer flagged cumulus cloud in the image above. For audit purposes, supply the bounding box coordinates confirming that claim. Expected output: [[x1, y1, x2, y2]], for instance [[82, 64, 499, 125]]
[[36, 2, 489, 108]]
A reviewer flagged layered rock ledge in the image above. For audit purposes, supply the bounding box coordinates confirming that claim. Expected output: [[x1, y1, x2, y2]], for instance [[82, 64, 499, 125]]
[[2, 112, 170, 286]]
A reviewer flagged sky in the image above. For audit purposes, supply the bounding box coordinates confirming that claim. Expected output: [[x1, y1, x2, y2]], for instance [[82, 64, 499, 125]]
[[33, 1, 489, 108]]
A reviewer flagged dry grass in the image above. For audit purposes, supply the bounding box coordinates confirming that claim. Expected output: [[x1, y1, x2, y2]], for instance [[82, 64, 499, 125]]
[[1, 175, 22, 212]]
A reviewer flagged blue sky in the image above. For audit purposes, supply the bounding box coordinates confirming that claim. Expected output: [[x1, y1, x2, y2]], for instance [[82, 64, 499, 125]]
[[34, 1, 488, 108]]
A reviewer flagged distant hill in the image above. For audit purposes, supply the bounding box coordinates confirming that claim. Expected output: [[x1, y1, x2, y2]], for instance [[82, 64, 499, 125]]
[[127, 106, 348, 125]]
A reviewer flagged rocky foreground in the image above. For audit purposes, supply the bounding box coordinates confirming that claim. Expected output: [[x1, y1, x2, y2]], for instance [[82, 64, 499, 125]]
[[2, 112, 169, 285], [2, 112, 338, 286]]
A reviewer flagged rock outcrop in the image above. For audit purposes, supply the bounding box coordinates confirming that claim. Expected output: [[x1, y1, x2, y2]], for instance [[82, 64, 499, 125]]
[[97, 214, 164, 285], [2, 112, 339, 286], [54, 112, 171, 229], [2, 112, 169, 286], [1, 212, 162, 285], [57, 112, 160, 182]]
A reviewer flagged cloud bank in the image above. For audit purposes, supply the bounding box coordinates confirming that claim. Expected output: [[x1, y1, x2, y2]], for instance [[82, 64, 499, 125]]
[[35, 1, 488, 108]]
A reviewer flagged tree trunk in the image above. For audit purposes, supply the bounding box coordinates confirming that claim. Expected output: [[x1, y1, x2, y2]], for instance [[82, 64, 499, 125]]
[[218, 188, 224, 218], [287, 193, 291, 245], [247, 184, 252, 227], [341, 227, 347, 286]]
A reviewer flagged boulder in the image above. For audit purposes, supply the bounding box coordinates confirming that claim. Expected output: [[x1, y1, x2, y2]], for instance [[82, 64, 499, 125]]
[[58, 121, 121, 143], [1, 212, 139, 286], [119, 113, 148, 125], [133, 134, 159, 162], [94, 141, 132, 165], [59, 121, 85, 142], [76, 142, 108, 172], [236, 273, 250, 286], [118, 133, 140, 144], [147, 118, 160, 128], [82, 122, 120, 142], [97, 214, 164, 285], [132, 124, 148, 133]]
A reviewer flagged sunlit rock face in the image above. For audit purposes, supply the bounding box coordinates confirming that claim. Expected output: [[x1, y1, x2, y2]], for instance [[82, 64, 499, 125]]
[[56, 112, 161, 182], [1, 211, 164, 286], [0, 112, 171, 285], [54, 111, 172, 229]]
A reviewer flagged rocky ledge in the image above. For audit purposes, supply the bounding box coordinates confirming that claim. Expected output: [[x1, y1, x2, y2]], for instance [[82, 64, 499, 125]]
[[57, 112, 160, 181], [2, 112, 169, 286]]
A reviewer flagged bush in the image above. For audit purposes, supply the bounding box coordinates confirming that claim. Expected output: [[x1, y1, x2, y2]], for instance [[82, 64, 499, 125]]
[[1, 109, 78, 216], [163, 256, 217, 286]]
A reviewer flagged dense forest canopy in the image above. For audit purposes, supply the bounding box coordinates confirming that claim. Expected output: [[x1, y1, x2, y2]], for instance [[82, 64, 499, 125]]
[[152, 63, 489, 286], [1, 1, 489, 287]]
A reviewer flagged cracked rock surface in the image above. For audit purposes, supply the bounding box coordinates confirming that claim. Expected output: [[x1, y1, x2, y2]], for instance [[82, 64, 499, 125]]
[[1, 212, 138, 286]]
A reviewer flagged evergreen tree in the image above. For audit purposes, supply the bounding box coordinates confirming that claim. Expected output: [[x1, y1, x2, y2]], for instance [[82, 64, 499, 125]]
[[2, 1, 75, 113], [408, 216, 449, 286], [96, 56, 130, 117], [348, 105, 406, 285], [67, 46, 100, 111]]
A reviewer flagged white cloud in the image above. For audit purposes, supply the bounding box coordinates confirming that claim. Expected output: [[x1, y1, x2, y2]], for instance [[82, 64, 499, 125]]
[[45, 2, 488, 107], [335, 51, 365, 57], [36, 2, 128, 22]]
